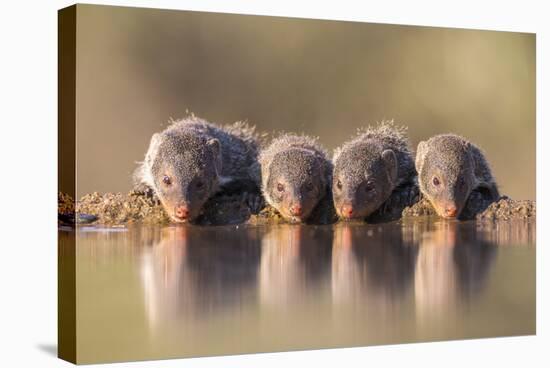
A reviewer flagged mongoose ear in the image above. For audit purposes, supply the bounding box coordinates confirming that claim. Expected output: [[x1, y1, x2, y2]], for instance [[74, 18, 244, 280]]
[[207, 138, 222, 173], [136, 133, 162, 189], [415, 141, 426, 173], [381, 149, 398, 185]]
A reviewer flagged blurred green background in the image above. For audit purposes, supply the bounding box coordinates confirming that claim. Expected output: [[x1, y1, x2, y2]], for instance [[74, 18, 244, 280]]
[[74, 4, 535, 199]]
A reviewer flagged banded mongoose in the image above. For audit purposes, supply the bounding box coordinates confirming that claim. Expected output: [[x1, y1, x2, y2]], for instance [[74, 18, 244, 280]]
[[258, 134, 332, 223], [332, 122, 417, 220], [415, 134, 499, 219], [134, 116, 260, 223]]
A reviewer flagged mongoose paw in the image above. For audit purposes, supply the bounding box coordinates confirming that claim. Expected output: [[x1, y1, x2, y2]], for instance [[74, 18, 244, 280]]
[[242, 192, 264, 214], [132, 182, 155, 197]]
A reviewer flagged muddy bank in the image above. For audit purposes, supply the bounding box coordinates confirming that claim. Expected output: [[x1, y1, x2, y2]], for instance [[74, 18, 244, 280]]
[[59, 190, 254, 226], [475, 197, 536, 220], [64, 190, 170, 225], [58, 189, 332, 226], [59, 185, 411, 226], [59, 189, 535, 226]]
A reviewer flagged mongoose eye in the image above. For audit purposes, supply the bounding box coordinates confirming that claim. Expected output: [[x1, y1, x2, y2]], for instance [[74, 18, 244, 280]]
[[277, 183, 285, 192], [336, 180, 343, 190], [162, 175, 172, 186], [432, 177, 440, 186], [305, 182, 314, 192], [195, 181, 204, 190]]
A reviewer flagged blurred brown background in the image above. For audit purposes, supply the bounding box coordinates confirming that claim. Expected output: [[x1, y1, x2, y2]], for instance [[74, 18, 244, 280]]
[[74, 4, 535, 199]]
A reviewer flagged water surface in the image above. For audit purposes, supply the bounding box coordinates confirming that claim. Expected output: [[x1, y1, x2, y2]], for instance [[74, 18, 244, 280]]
[[60, 218, 535, 363]]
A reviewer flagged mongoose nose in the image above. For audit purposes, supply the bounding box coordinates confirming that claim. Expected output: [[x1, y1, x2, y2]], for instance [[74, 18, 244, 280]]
[[444, 205, 458, 218], [174, 205, 190, 220], [341, 204, 354, 218], [290, 204, 302, 216]]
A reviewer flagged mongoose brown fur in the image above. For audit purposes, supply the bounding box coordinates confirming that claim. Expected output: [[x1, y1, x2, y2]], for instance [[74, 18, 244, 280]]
[[415, 134, 499, 219], [134, 116, 260, 223], [257, 134, 332, 223], [332, 121, 417, 220]]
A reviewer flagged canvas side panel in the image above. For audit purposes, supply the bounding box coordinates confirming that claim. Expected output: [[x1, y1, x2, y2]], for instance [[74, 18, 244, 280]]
[[58, 4, 77, 364]]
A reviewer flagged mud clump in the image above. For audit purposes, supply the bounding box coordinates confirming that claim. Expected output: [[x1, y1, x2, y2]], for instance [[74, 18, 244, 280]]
[[58, 192, 75, 215], [248, 205, 286, 225], [59, 190, 535, 226], [476, 197, 536, 221], [76, 190, 170, 225], [401, 197, 436, 218]]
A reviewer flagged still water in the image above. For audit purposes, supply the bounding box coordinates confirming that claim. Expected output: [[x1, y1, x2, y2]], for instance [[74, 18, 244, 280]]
[[60, 218, 535, 364]]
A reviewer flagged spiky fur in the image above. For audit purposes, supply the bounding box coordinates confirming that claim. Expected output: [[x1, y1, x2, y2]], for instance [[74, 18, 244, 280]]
[[134, 116, 260, 192], [333, 120, 416, 186]]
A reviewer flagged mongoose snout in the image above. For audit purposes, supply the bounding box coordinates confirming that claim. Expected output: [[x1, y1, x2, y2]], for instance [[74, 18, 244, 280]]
[[174, 203, 190, 221], [340, 204, 354, 219], [289, 203, 303, 216], [442, 204, 458, 218], [415, 134, 499, 219]]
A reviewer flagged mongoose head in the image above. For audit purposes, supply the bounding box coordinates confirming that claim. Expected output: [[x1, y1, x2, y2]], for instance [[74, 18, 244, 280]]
[[264, 149, 328, 223], [332, 141, 398, 220], [415, 135, 476, 219], [143, 131, 222, 223]]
